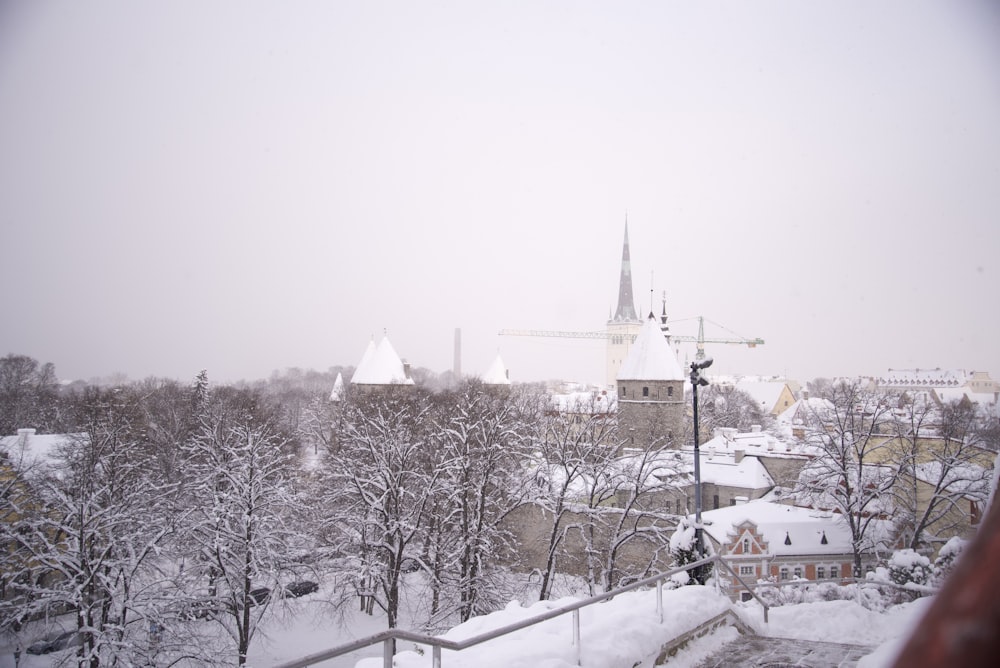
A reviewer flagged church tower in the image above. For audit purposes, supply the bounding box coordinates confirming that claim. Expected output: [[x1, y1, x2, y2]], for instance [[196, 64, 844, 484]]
[[606, 222, 643, 388]]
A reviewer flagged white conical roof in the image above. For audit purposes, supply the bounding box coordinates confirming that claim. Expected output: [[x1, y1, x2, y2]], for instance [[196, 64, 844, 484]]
[[483, 353, 510, 385], [351, 336, 414, 385], [617, 315, 685, 381], [329, 372, 345, 401], [350, 339, 377, 383]]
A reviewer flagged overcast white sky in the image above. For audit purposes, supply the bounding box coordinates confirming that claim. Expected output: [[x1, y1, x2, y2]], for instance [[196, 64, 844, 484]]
[[1, 0, 998, 387]]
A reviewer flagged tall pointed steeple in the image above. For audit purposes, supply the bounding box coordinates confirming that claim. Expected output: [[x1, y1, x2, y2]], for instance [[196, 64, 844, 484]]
[[612, 221, 639, 322]]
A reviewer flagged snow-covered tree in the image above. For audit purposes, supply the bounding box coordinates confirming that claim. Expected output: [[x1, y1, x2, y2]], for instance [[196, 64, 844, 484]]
[[181, 388, 301, 666], [697, 385, 770, 433], [530, 395, 620, 601], [7, 388, 181, 667], [890, 398, 994, 551], [428, 382, 537, 623], [324, 388, 442, 631], [794, 379, 899, 577], [574, 443, 680, 594], [0, 354, 60, 435]]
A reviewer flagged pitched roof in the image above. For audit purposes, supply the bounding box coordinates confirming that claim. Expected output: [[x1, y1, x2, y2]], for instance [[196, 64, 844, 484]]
[[329, 372, 345, 401], [482, 353, 511, 385], [351, 336, 414, 385], [617, 315, 685, 381], [701, 500, 858, 557]]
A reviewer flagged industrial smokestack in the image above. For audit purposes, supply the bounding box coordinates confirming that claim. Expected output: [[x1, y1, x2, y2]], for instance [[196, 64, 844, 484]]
[[454, 328, 462, 379]]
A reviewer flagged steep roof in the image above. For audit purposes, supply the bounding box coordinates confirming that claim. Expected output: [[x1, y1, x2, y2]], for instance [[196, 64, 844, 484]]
[[351, 336, 414, 385], [483, 353, 511, 385], [349, 339, 377, 384], [611, 222, 639, 322], [329, 372, 345, 401], [734, 379, 791, 415], [701, 500, 859, 557], [617, 315, 685, 381]]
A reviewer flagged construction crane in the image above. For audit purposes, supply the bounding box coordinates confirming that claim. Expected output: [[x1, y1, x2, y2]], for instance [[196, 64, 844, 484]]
[[499, 316, 764, 361]]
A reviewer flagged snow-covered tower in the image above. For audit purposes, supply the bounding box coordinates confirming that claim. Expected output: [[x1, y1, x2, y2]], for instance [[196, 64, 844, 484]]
[[482, 352, 511, 389], [616, 314, 686, 449], [350, 334, 415, 392], [606, 222, 643, 388]]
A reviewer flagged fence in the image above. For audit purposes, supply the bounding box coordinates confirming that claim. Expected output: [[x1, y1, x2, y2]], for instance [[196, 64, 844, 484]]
[[273, 554, 769, 668]]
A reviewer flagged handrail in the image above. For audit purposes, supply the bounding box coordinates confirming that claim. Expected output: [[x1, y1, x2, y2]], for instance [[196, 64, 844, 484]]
[[273, 555, 767, 668]]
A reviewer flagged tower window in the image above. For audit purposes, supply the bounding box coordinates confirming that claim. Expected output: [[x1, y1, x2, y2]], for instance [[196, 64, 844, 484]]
[[667, 386, 674, 397], [620, 386, 625, 398], [642, 386, 649, 397]]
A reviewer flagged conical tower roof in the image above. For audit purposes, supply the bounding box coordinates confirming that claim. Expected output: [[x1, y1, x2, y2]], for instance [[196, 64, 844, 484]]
[[483, 353, 511, 385], [612, 222, 639, 322], [617, 314, 685, 381]]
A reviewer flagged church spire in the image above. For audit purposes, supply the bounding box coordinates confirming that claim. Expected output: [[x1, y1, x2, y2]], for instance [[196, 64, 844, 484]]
[[612, 221, 639, 322]]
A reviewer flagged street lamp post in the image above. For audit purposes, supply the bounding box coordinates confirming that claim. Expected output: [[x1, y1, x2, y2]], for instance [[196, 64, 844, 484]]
[[689, 357, 713, 583]]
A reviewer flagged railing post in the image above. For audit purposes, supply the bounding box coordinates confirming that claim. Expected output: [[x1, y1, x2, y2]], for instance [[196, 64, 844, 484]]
[[383, 638, 393, 668], [432, 645, 441, 668], [656, 580, 664, 623], [572, 608, 581, 665]]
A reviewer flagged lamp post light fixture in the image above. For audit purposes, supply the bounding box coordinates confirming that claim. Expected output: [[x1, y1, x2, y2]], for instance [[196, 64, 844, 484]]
[[689, 357, 713, 583]]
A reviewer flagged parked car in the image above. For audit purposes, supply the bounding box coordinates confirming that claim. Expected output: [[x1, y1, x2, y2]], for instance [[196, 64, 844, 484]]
[[247, 587, 271, 606], [283, 580, 319, 598], [26, 630, 79, 655]]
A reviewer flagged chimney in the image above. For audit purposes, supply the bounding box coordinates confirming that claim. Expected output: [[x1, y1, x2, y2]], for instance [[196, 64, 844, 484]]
[[453, 328, 462, 379], [402, 361, 411, 380], [751, 424, 762, 433]]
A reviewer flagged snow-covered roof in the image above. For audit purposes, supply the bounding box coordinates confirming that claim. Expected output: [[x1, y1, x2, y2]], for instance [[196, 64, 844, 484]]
[[349, 339, 377, 384], [617, 315, 684, 381], [549, 390, 616, 414], [699, 451, 774, 489], [733, 380, 790, 414], [701, 500, 857, 557], [350, 336, 414, 385], [0, 429, 79, 470], [483, 353, 511, 385], [329, 372, 345, 401], [876, 368, 969, 388], [701, 428, 815, 459]]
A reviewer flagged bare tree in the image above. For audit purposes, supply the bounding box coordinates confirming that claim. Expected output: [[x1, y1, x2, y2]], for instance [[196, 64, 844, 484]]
[[6, 388, 181, 667], [794, 379, 899, 576], [182, 388, 301, 666], [324, 389, 442, 632], [892, 398, 994, 550], [428, 382, 537, 623], [531, 394, 620, 601]]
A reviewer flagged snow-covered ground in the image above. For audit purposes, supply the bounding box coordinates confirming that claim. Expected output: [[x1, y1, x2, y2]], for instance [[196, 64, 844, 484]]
[[2, 583, 930, 668]]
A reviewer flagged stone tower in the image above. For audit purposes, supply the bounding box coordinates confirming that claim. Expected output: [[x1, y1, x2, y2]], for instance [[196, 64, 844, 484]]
[[616, 314, 686, 449], [606, 222, 643, 388]]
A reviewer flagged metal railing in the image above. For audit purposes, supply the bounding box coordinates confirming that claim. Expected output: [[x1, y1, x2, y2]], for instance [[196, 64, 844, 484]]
[[273, 555, 769, 668]]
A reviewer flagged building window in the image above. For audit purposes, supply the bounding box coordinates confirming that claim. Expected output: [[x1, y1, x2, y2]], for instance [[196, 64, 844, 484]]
[[668, 386, 674, 397], [793, 567, 803, 579], [642, 386, 649, 397], [730, 498, 736, 506], [739, 566, 754, 576], [742, 538, 750, 554], [713, 494, 719, 509], [817, 566, 825, 580], [830, 566, 839, 580], [675, 499, 681, 514], [780, 567, 789, 581], [620, 386, 626, 398]]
